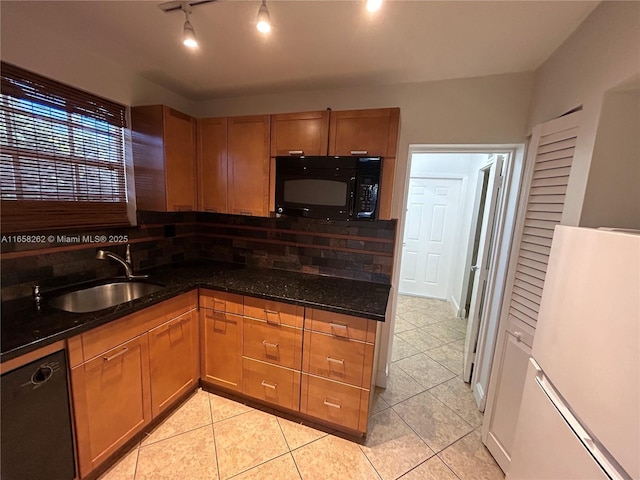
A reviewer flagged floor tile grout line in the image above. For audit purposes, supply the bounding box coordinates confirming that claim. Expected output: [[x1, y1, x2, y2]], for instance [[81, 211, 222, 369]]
[[391, 354, 458, 393], [225, 451, 297, 480], [132, 440, 141, 480], [274, 416, 294, 452], [208, 394, 222, 480], [356, 443, 385, 480], [140, 421, 214, 448]]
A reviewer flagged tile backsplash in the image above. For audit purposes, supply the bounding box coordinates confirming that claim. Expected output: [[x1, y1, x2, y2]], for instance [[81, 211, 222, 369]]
[[1, 211, 396, 300]]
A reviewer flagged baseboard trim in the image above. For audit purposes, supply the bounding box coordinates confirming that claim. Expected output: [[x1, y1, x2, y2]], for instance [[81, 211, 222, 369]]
[[473, 382, 487, 412]]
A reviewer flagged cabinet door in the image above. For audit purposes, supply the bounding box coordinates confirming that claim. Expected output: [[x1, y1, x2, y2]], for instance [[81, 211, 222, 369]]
[[328, 108, 399, 157], [227, 115, 270, 216], [148, 310, 200, 417], [164, 107, 197, 211], [71, 335, 151, 478], [270, 111, 330, 157], [201, 310, 243, 392], [197, 117, 228, 213]]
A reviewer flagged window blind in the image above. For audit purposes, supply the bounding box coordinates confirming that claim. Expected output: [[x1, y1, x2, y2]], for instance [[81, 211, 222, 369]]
[[0, 62, 130, 233]]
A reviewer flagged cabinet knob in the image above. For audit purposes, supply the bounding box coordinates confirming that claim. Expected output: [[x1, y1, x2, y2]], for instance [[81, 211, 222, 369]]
[[514, 331, 523, 342]]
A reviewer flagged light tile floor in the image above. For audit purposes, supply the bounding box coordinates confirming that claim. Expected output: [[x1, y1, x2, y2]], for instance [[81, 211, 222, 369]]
[[99, 295, 504, 480]]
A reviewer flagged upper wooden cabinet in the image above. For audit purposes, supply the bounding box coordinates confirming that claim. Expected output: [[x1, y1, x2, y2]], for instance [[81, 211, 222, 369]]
[[328, 108, 400, 158], [131, 105, 197, 212], [228, 115, 271, 217], [197, 117, 228, 213], [270, 110, 330, 157]]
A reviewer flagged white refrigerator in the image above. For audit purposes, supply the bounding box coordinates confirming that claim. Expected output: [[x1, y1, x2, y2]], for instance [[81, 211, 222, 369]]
[[507, 226, 639, 480]]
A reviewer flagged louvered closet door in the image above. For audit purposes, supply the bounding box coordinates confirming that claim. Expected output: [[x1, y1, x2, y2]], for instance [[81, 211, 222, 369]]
[[483, 110, 581, 473], [509, 112, 580, 328]]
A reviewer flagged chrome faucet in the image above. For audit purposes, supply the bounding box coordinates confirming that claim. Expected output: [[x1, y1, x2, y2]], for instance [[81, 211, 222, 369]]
[[96, 245, 148, 280]]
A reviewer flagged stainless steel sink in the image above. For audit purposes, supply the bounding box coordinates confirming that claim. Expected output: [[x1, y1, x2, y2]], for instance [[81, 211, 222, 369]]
[[49, 281, 164, 313]]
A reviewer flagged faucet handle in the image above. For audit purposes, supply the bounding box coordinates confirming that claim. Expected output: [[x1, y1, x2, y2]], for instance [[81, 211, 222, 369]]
[[125, 244, 132, 264]]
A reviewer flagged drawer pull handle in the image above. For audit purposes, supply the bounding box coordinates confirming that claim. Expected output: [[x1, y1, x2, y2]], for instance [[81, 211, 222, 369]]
[[213, 299, 226, 310], [323, 399, 342, 409], [262, 340, 279, 349], [326, 356, 345, 365], [103, 347, 128, 362], [240, 210, 252, 216], [329, 323, 349, 337], [261, 380, 277, 389], [264, 309, 281, 324], [350, 150, 368, 155], [288, 150, 304, 156]]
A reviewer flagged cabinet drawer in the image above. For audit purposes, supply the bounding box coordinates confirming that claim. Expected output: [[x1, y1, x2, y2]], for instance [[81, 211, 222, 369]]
[[243, 318, 302, 370], [242, 357, 300, 411], [243, 297, 303, 328], [305, 309, 376, 344], [199, 290, 243, 314], [300, 374, 368, 432], [302, 331, 374, 388], [81, 291, 197, 362], [201, 310, 243, 391]]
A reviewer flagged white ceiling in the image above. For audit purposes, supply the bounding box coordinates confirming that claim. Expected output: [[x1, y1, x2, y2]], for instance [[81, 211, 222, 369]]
[[1, 1, 599, 101]]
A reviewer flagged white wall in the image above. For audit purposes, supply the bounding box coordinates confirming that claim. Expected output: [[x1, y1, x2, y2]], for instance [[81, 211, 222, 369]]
[[580, 88, 640, 229], [525, 1, 640, 226], [407, 153, 489, 312]]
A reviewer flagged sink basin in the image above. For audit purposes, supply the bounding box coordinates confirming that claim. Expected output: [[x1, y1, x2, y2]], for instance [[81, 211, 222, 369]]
[[49, 281, 164, 313]]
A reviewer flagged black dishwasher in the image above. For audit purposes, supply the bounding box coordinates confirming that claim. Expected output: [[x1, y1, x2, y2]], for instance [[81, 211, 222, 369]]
[[1, 349, 76, 480]]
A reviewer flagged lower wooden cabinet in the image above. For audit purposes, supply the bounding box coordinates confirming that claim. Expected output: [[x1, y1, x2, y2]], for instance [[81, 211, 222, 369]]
[[300, 373, 369, 432], [148, 309, 200, 417], [242, 357, 301, 411], [200, 290, 244, 392], [71, 335, 151, 478], [68, 291, 198, 478]]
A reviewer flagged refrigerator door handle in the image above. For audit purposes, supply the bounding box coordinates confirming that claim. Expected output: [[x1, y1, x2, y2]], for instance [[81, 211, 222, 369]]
[[532, 360, 632, 480]]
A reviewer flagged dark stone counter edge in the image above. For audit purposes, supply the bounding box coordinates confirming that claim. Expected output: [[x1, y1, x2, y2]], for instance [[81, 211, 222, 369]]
[[1, 278, 389, 364]]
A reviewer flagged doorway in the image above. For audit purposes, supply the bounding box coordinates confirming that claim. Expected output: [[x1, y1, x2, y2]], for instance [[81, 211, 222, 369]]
[[387, 145, 524, 412]]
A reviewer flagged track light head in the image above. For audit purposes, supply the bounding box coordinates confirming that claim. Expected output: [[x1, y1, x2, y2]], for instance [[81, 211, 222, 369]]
[[181, 4, 198, 48], [256, 0, 271, 33]]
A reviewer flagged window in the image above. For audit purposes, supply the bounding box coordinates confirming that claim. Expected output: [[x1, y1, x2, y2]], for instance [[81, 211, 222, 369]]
[[0, 62, 130, 232]]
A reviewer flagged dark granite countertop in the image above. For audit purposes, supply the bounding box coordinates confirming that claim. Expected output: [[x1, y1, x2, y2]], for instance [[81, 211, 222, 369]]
[[1, 261, 390, 363]]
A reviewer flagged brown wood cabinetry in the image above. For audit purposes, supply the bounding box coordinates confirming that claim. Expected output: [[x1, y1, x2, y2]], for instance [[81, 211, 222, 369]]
[[148, 309, 200, 417], [241, 297, 304, 411], [200, 290, 244, 392], [328, 108, 400, 220], [270, 110, 330, 157], [68, 292, 197, 478], [71, 335, 151, 478], [197, 117, 228, 213], [228, 115, 271, 216], [300, 308, 377, 433], [131, 105, 197, 212]]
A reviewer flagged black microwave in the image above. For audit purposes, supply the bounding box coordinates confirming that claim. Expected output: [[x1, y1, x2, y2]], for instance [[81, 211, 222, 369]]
[[275, 156, 381, 220]]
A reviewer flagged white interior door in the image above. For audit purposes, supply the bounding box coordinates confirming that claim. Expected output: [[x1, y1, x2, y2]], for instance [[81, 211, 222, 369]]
[[399, 177, 462, 299], [463, 157, 503, 382]]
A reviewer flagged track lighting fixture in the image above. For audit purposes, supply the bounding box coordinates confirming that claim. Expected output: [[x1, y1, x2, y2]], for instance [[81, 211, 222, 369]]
[[366, 0, 383, 12], [181, 4, 198, 48], [256, 0, 271, 33]]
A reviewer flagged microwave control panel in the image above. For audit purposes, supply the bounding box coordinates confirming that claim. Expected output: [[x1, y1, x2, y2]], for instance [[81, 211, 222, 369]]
[[356, 176, 379, 219]]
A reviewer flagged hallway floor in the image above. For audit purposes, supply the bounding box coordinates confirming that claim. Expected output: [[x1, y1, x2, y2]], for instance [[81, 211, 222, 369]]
[[99, 295, 504, 480]]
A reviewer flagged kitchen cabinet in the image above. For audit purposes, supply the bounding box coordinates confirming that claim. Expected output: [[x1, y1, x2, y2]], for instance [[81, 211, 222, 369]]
[[300, 308, 377, 433], [148, 309, 200, 417], [71, 335, 151, 478], [200, 290, 244, 392], [197, 117, 228, 213], [69, 291, 197, 478], [328, 108, 399, 220], [131, 105, 197, 212], [328, 108, 400, 158], [270, 110, 330, 157], [227, 115, 271, 216], [241, 297, 304, 411]]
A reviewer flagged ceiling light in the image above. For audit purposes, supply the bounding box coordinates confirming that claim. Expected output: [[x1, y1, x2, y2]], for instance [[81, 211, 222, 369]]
[[181, 4, 198, 48], [366, 0, 382, 12], [256, 0, 271, 33]]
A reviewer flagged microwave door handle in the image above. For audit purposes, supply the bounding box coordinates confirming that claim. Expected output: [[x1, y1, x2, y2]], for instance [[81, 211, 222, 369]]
[[349, 176, 357, 218]]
